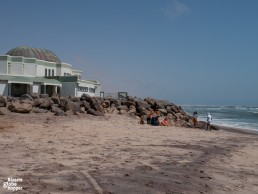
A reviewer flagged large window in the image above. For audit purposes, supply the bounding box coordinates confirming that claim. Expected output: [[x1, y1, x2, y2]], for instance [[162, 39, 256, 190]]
[[78, 86, 88, 92], [45, 69, 47, 76], [48, 69, 51, 76], [52, 69, 54, 76], [89, 88, 95, 93]]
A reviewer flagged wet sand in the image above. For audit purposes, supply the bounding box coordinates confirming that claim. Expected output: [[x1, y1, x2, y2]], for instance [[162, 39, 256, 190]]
[[0, 113, 258, 194]]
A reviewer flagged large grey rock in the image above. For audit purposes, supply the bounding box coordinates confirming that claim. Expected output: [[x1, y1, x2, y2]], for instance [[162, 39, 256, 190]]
[[106, 105, 119, 114], [20, 94, 33, 101], [81, 100, 91, 111], [128, 105, 136, 114], [101, 100, 110, 108], [91, 98, 104, 113], [51, 105, 61, 112], [0, 96, 7, 107], [144, 97, 156, 106], [117, 105, 128, 111], [67, 101, 81, 113], [158, 108, 167, 115], [126, 96, 135, 102], [0, 107, 10, 115], [81, 94, 104, 112], [64, 110, 74, 116], [107, 98, 121, 107], [87, 108, 105, 116], [59, 97, 69, 111], [33, 98, 45, 107], [80, 107, 86, 113], [39, 100, 54, 109], [51, 96, 60, 105], [71, 97, 80, 102], [54, 109, 64, 116], [33, 108, 48, 113], [154, 100, 165, 109], [80, 93, 92, 102], [8, 102, 32, 113], [39, 94, 49, 98], [197, 121, 219, 130], [168, 105, 180, 113], [162, 100, 174, 107], [136, 107, 149, 117], [31, 93, 39, 99], [119, 110, 128, 115], [182, 122, 192, 128], [121, 100, 136, 108], [135, 98, 151, 110]]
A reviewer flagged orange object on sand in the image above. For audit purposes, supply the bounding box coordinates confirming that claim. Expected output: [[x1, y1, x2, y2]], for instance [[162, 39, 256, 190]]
[[161, 118, 169, 126]]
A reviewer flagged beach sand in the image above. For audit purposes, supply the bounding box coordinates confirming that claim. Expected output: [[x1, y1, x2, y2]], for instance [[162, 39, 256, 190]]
[[0, 113, 258, 194]]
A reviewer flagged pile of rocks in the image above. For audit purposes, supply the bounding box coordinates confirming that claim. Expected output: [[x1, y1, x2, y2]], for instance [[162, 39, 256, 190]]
[[0, 93, 196, 128]]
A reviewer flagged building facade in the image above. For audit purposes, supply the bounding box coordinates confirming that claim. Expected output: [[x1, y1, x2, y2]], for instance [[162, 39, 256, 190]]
[[0, 46, 101, 97]]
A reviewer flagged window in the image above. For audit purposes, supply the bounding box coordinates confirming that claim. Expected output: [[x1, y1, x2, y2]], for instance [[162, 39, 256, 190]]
[[8, 64, 11, 74], [89, 88, 95, 93], [48, 69, 51, 76], [78, 86, 89, 92], [45, 69, 47, 76], [52, 69, 54, 76]]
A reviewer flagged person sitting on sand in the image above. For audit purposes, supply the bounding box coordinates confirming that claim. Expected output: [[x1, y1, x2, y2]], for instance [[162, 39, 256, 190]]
[[193, 111, 198, 128], [206, 113, 212, 130], [139, 115, 147, 124], [160, 117, 169, 126], [151, 111, 160, 126], [147, 110, 154, 124]]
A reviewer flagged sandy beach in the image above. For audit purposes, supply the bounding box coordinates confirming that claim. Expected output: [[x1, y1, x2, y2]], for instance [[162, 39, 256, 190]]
[[0, 113, 258, 194]]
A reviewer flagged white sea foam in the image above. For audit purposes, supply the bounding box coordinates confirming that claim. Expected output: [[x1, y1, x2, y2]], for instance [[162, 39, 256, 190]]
[[182, 105, 258, 131]]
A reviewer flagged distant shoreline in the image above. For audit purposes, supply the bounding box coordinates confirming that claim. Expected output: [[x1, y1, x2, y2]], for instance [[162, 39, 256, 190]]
[[214, 124, 258, 135], [182, 105, 258, 134]]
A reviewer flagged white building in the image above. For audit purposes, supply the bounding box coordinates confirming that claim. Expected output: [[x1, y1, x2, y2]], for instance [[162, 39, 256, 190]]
[[0, 46, 101, 97]]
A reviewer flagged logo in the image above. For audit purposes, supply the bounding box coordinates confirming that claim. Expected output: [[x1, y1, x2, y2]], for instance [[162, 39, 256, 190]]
[[3, 177, 23, 191]]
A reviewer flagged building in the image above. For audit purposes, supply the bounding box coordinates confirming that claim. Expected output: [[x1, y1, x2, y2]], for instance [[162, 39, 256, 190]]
[[0, 46, 101, 97]]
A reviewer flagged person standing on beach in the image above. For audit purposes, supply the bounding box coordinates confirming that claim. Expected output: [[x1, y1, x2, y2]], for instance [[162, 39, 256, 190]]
[[193, 111, 198, 128], [206, 113, 212, 130]]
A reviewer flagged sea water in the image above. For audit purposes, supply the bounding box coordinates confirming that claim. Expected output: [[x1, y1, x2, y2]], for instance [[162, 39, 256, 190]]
[[181, 105, 258, 131]]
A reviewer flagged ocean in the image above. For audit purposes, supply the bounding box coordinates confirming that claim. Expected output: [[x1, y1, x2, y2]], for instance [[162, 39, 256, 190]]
[[181, 105, 258, 131]]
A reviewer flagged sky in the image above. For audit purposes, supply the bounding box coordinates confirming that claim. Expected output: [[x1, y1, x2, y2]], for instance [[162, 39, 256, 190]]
[[0, 0, 257, 106]]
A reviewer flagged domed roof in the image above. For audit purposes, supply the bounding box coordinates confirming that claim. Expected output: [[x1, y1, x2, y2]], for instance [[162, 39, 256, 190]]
[[6, 46, 61, 63]]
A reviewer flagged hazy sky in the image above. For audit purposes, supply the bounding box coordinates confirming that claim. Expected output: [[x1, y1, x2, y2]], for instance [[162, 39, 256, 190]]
[[0, 0, 257, 106]]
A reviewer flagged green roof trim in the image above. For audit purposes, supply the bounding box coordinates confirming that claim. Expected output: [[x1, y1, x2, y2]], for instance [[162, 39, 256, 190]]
[[47, 76, 78, 82], [24, 58, 36, 63], [10, 57, 23, 62], [0, 75, 61, 86], [56, 63, 72, 69]]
